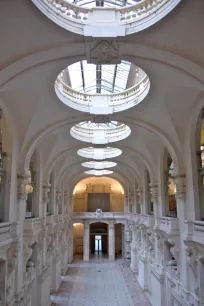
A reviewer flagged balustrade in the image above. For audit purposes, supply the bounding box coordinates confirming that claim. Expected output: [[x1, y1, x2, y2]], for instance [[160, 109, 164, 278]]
[[157, 217, 179, 234], [0, 222, 12, 245], [24, 217, 41, 233], [185, 220, 204, 244], [55, 74, 150, 114], [32, 0, 181, 36]]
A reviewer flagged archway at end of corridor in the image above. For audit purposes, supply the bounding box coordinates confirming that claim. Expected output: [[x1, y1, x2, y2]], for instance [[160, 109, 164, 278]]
[[73, 176, 125, 213]]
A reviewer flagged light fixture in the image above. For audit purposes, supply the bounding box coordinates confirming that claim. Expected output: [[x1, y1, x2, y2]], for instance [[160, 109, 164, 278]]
[[84, 169, 113, 176], [82, 161, 117, 169], [77, 146, 122, 160], [70, 120, 131, 144]]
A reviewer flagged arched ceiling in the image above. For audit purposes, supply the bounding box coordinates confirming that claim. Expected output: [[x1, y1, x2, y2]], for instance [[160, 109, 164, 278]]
[[73, 177, 124, 195], [1, 0, 204, 189]]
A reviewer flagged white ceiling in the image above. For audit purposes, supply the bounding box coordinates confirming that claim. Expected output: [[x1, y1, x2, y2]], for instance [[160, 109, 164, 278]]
[[0, 0, 204, 193]]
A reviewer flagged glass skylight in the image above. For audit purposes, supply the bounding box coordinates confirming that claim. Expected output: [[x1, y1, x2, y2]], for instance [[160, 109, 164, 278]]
[[77, 147, 122, 160], [67, 0, 142, 8], [70, 120, 131, 144], [64, 60, 143, 94], [84, 170, 113, 176], [81, 161, 117, 169]]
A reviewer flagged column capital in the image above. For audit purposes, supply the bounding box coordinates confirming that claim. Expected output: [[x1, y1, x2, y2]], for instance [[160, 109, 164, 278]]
[[42, 183, 51, 204], [149, 184, 159, 203]]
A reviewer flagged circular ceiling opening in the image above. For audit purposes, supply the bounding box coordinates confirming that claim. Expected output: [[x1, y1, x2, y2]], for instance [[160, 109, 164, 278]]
[[81, 161, 117, 169], [77, 147, 122, 160], [84, 169, 113, 176], [55, 60, 150, 114], [70, 120, 131, 144]]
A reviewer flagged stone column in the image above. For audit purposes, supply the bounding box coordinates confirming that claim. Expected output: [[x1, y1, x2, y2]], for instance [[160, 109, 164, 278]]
[[68, 222, 73, 263], [130, 223, 138, 273], [124, 194, 128, 213], [137, 188, 143, 214], [174, 175, 189, 296], [124, 221, 131, 259], [108, 220, 115, 261], [15, 172, 29, 302], [64, 192, 68, 214], [83, 221, 90, 261], [55, 189, 61, 215], [42, 183, 50, 228], [150, 184, 159, 228]]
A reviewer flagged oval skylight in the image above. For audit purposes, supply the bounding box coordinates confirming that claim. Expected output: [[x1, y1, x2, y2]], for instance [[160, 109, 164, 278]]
[[82, 161, 117, 169], [77, 147, 122, 160], [84, 170, 113, 176], [32, 0, 181, 37], [70, 121, 131, 144], [55, 60, 150, 114]]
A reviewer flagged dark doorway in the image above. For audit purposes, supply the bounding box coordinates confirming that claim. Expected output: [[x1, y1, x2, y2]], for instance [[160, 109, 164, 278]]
[[90, 223, 108, 255]]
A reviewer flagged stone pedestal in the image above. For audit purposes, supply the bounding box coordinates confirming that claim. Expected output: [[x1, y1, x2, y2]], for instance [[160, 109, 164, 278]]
[[138, 255, 148, 291], [130, 243, 138, 273], [150, 267, 165, 306], [36, 269, 51, 306], [51, 255, 61, 293]]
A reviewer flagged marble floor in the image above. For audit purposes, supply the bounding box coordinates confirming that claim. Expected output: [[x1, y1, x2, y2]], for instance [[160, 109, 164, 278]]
[[51, 255, 150, 306]]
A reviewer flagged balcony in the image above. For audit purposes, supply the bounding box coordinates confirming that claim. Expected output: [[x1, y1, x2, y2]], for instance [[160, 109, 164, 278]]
[[157, 217, 179, 235], [185, 220, 204, 244], [46, 215, 57, 226], [31, 0, 181, 37], [0, 222, 15, 247], [140, 214, 154, 228], [73, 212, 126, 222], [55, 74, 150, 115], [24, 217, 41, 234]]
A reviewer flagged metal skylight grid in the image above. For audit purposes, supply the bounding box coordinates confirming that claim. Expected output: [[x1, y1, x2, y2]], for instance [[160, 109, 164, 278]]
[[71, 0, 141, 8], [67, 60, 132, 94]]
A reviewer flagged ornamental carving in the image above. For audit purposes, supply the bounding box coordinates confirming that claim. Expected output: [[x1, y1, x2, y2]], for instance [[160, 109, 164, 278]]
[[42, 183, 51, 204], [87, 40, 120, 64], [17, 172, 30, 201]]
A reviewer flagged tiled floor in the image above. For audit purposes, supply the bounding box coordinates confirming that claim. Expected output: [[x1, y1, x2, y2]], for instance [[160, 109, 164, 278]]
[[51, 255, 150, 306]]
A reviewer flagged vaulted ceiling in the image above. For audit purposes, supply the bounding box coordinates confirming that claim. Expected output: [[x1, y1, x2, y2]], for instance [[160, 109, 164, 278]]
[[1, 0, 204, 192]]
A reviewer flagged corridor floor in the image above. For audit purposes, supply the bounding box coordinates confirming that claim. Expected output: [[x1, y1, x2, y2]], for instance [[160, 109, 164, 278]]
[[51, 256, 150, 306]]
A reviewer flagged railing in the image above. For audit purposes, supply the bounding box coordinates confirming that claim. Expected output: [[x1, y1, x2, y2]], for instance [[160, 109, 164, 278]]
[[185, 220, 204, 244], [70, 122, 131, 143], [157, 217, 179, 234], [0, 222, 13, 245], [24, 217, 41, 233], [55, 74, 150, 114], [46, 215, 57, 225], [73, 212, 126, 220], [140, 214, 154, 227], [32, 0, 181, 36]]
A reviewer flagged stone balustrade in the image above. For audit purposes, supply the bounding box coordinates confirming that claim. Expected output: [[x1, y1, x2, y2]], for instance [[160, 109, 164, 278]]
[[185, 220, 204, 244], [46, 215, 57, 226], [55, 74, 150, 114], [32, 0, 181, 36], [73, 212, 127, 221], [0, 222, 13, 246], [157, 217, 179, 234], [140, 214, 155, 227], [24, 217, 41, 233]]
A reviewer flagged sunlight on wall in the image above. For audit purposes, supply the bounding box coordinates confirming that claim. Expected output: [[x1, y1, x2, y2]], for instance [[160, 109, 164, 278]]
[[73, 177, 124, 212]]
